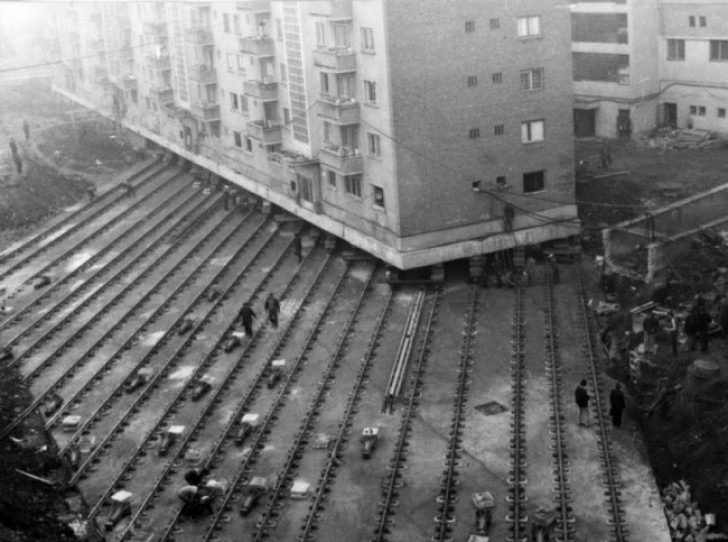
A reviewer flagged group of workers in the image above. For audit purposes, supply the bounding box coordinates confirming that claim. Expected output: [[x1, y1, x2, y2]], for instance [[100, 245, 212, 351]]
[[238, 292, 282, 337], [481, 252, 559, 289]]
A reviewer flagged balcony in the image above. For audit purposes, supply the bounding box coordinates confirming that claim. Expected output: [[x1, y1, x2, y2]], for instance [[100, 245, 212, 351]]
[[185, 26, 214, 46], [317, 96, 359, 124], [236, 1, 270, 12], [150, 87, 174, 104], [319, 145, 363, 175], [147, 54, 171, 71], [246, 120, 282, 144], [243, 80, 278, 101], [121, 75, 137, 90], [310, 0, 352, 20], [188, 64, 217, 84], [239, 36, 275, 56], [313, 48, 356, 72], [143, 21, 168, 37], [190, 101, 220, 121]]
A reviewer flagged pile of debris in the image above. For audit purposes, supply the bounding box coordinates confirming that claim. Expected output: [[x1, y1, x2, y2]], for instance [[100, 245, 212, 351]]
[[636, 128, 725, 151], [662, 480, 727, 541]]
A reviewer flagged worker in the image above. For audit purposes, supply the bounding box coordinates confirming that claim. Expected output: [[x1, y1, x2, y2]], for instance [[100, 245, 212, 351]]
[[86, 186, 97, 202], [222, 185, 231, 211], [178, 485, 213, 517], [9, 137, 18, 159], [293, 232, 303, 263], [609, 383, 626, 428], [548, 254, 559, 284], [122, 180, 136, 198], [716, 295, 728, 339], [695, 305, 712, 353], [264, 293, 280, 329], [574, 379, 590, 427], [23, 120, 30, 142], [664, 311, 679, 356], [642, 310, 660, 357], [184, 467, 207, 487], [239, 301, 256, 337]]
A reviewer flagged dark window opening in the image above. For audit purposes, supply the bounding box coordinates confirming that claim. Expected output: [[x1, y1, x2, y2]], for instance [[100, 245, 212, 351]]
[[523, 170, 545, 193]]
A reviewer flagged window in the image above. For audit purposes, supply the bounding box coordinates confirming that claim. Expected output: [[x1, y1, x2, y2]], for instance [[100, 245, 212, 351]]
[[367, 133, 381, 156], [323, 120, 333, 143], [344, 175, 362, 197], [719, 108, 726, 119], [690, 105, 697, 115], [494, 124, 504, 135], [469, 128, 481, 139], [689, 16, 695, 27], [517, 16, 541, 38], [521, 120, 544, 143], [237, 55, 245, 73], [233, 131, 242, 147], [233, 15, 240, 35], [299, 175, 313, 202], [326, 169, 336, 188], [316, 22, 326, 47], [490, 18, 500, 30], [223, 13, 230, 33], [373, 186, 385, 208], [497, 176, 507, 188], [280, 63, 287, 83], [230, 92, 238, 110], [240, 95, 248, 113], [710, 40, 728, 61], [520, 68, 543, 91], [276, 19, 282, 38], [523, 171, 545, 193], [667, 39, 685, 61], [283, 108, 290, 125], [245, 136, 253, 152], [320, 72, 330, 94], [698, 106, 706, 116], [361, 27, 374, 51], [364, 80, 377, 103], [465, 20, 475, 33], [333, 24, 351, 48], [700, 16, 707, 27], [227, 53, 234, 71], [467, 75, 478, 87], [492, 72, 503, 84]]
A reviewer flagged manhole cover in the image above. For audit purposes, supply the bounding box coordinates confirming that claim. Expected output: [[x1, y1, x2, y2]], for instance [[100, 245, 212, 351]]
[[475, 401, 508, 416]]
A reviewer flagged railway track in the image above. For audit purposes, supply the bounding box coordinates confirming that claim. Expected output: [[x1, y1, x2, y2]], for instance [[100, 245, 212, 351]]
[[113, 244, 331, 540], [372, 287, 442, 542], [0, 202, 243, 441], [543, 274, 576, 542], [506, 286, 528, 542], [573, 265, 629, 541]]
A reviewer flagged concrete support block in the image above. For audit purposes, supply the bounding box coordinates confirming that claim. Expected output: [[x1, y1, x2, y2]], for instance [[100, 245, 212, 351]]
[[431, 263, 445, 282], [469, 255, 485, 280], [309, 227, 321, 244], [324, 233, 337, 251], [261, 200, 272, 215]]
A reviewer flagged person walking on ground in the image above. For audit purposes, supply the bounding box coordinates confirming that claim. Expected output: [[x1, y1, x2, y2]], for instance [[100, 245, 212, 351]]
[[23, 120, 30, 142], [574, 379, 590, 427], [223, 185, 231, 211], [664, 311, 679, 356], [9, 137, 18, 159], [642, 310, 660, 357], [609, 382, 626, 428], [122, 180, 136, 198], [548, 254, 559, 284], [238, 301, 256, 337], [86, 186, 97, 202], [685, 307, 699, 352], [14, 155, 22, 174], [293, 232, 303, 263], [264, 293, 280, 328]]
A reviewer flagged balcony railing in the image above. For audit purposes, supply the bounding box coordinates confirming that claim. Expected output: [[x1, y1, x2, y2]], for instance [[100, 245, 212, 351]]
[[187, 64, 217, 84], [310, 0, 352, 19], [319, 145, 363, 175], [150, 87, 174, 104], [143, 21, 168, 37], [247, 120, 282, 144], [190, 101, 220, 121], [317, 96, 359, 124], [313, 48, 356, 72], [243, 80, 278, 101], [147, 54, 171, 71], [185, 26, 214, 45], [239, 36, 275, 56], [236, 1, 271, 12]]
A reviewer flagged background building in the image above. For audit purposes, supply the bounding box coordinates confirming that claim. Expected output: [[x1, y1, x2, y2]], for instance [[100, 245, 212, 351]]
[[50, 0, 579, 272]]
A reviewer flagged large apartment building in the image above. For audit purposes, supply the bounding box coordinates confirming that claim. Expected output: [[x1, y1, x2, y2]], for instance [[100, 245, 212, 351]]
[[50, 1, 578, 272], [571, 0, 728, 139]]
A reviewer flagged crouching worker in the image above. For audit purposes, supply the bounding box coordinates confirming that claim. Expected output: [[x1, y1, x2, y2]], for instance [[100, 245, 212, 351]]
[[178, 484, 214, 517]]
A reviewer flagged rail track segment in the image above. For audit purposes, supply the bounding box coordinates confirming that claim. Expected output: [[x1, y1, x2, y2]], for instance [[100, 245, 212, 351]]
[[372, 287, 442, 542], [61, 215, 283, 484], [0, 156, 159, 273], [111, 244, 333, 540], [156, 260, 375, 542], [0, 192, 236, 441], [543, 273, 577, 542], [0, 158, 169, 291], [573, 265, 629, 541]]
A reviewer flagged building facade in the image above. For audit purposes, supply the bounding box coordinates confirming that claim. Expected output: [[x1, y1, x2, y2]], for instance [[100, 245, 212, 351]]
[[51, 1, 578, 271], [571, 0, 728, 139]]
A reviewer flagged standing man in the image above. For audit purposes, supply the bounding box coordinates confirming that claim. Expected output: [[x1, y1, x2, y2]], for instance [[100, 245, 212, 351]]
[[717, 295, 728, 339], [664, 311, 679, 356], [223, 185, 231, 211], [548, 254, 559, 284], [14, 155, 22, 174], [239, 301, 256, 337], [696, 305, 712, 353], [642, 310, 660, 357], [574, 379, 590, 427], [293, 232, 303, 263], [264, 293, 280, 329], [609, 383, 626, 428], [22, 120, 30, 142], [9, 137, 18, 159]]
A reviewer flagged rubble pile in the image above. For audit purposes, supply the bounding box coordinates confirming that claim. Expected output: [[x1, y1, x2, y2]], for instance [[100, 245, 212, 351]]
[[668, 230, 728, 302], [662, 480, 728, 542], [636, 128, 726, 151]]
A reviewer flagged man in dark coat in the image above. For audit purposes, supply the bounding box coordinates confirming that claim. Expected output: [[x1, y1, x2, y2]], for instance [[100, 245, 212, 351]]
[[9, 137, 18, 159], [642, 310, 660, 357], [609, 383, 626, 428], [293, 233, 303, 263], [696, 305, 712, 353], [574, 379, 590, 426], [239, 301, 256, 337], [264, 293, 280, 328]]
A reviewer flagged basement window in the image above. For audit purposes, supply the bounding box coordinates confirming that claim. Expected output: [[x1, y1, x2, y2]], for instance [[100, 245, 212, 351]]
[[523, 170, 545, 193], [719, 108, 726, 119], [372, 185, 385, 208]]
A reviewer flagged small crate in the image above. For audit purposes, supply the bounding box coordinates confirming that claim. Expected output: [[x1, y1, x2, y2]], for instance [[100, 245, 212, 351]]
[[111, 490, 133, 504], [167, 425, 185, 436], [362, 427, 379, 438], [184, 447, 203, 467], [231, 331, 246, 339], [77, 435, 96, 454], [290, 480, 310, 499], [271, 359, 286, 368], [241, 413, 259, 427], [61, 415, 82, 431]]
